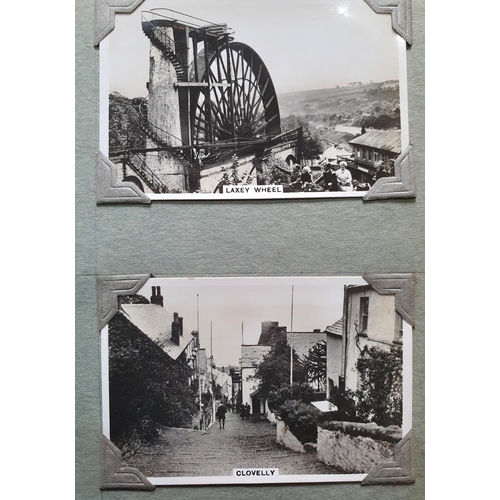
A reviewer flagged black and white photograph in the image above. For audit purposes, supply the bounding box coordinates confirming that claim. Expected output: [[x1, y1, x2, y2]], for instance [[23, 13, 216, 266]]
[[101, 276, 411, 485], [100, 0, 409, 199]]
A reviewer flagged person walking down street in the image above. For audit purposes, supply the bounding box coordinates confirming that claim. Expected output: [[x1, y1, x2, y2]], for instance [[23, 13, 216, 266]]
[[216, 403, 227, 429], [244, 403, 251, 420], [336, 162, 353, 191], [240, 404, 246, 419]]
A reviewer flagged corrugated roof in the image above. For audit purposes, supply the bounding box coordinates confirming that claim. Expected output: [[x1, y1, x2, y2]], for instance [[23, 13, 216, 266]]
[[325, 317, 343, 337], [241, 345, 271, 368], [349, 130, 401, 154], [121, 304, 193, 360], [287, 331, 326, 359]]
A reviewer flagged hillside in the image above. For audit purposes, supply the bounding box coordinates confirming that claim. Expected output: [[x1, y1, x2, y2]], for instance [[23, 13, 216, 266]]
[[278, 81, 401, 148]]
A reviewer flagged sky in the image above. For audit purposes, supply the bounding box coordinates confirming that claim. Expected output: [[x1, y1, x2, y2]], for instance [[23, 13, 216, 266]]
[[137, 276, 367, 366], [106, 0, 401, 97]]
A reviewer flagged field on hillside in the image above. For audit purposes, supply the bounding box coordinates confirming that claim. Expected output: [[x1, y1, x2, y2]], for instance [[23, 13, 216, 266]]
[[278, 81, 401, 150]]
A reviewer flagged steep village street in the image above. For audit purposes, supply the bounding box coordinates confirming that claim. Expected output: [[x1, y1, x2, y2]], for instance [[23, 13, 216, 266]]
[[125, 411, 341, 477]]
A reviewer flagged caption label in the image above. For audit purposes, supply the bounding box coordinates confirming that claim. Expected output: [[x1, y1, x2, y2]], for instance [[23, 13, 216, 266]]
[[223, 185, 284, 194], [233, 468, 279, 477]]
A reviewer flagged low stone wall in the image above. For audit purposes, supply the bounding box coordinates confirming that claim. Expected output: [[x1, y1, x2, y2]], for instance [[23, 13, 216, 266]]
[[276, 419, 305, 453], [317, 421, 402, 473]]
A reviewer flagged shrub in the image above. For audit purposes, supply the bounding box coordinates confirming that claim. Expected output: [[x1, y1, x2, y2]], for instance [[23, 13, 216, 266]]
[[276, 400, 320, 444], [268, 383, 315, 413], [355, 346, 403, 427], [327, 385, 362, 422]]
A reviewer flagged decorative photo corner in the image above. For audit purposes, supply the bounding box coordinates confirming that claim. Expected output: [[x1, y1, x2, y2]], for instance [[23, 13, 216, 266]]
[[95, 0, 415, 203], [97, 274, 415, 489]]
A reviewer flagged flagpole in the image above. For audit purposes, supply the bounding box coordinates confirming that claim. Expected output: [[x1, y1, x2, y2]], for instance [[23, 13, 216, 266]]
[[290, 285, 294, 386]]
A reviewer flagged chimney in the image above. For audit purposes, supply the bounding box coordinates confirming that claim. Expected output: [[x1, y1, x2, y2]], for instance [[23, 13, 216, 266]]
[[150, 286, 164, 307], [171, 312, 180, 345], [178, 317, 184, 336], [191, 330, 199, 348]]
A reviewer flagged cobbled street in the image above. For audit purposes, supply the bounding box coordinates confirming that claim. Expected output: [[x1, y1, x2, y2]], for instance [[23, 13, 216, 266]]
[[125, 411, 341, 477]]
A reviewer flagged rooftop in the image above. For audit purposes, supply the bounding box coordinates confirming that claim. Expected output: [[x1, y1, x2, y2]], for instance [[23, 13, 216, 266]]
[[241, 345, 271, 368], [325, 318, 343, 337], [121, 304, 193, 360], [349, 130, 401, 154], [287, 331, 326, 359]]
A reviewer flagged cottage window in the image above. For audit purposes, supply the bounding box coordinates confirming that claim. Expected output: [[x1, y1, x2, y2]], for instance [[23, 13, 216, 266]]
[[359, 297, 369, 333]]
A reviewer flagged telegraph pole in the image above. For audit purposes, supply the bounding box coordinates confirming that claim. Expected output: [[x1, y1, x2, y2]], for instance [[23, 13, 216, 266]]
[[290, 285, 294, 386]]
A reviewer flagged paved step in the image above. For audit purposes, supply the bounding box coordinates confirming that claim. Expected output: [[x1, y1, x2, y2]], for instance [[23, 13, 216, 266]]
[[124, 412, 341, 478]]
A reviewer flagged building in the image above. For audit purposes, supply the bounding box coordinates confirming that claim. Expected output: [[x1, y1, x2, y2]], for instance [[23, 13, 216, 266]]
[[107, 287, 204, 442], [325, 317, 343, 398], [240, 344, 271, 414], [241, 321, 327, 415], [347, 129, 401, 182], [110, 10, 299, 194], [326, 284, 403, 396]]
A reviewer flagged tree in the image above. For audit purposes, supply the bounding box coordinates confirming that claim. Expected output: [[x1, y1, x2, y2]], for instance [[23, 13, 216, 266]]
[[302, 341, 327, 391], [282, 114, 324, 161], [267, 382, 316, 412], [251, 334, 307, 401], [355, 346, 402, 427], [119, 294, 150, 305]]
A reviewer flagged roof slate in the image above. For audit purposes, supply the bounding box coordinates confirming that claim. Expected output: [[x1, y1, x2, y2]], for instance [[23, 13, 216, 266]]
[[241, 345, 271, 368], [121, 304, 193, 360], [287, 332, 326, 359], [325, 317, 343, 337], [349, 130, 401, 154]]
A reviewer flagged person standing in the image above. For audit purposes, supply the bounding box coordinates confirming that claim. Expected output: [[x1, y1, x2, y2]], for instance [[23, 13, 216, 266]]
[[336, 162, 353, 191], [216, 403, 227, 429]]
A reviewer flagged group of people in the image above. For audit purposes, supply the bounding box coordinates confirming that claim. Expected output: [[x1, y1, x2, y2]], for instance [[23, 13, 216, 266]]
[[240, 403, 251, 420], [287, 158, 395, 193], [288, 161, 354, 192], [215, 401, 252, 429]]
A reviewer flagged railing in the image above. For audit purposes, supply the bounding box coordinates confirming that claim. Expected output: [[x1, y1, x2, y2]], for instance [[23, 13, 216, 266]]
[[141, 13, 186, 81], [123, 153, 169, 194], [144, 9, 233, 36]]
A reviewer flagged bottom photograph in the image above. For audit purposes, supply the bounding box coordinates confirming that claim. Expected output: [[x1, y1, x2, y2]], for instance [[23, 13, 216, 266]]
[[100, 276, 412, 486]]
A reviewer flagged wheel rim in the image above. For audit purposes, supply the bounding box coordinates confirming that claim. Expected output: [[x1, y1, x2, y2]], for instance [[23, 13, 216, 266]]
[[191, 42, 281, 146]]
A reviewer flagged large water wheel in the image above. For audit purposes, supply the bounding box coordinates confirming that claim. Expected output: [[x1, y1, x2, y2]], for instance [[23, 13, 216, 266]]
[[190, 41, 281, 146]]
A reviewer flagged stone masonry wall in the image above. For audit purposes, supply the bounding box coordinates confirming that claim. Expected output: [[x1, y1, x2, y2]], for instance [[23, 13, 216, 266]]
[[276, 419, 305, 453], [317, 422, 402, 473]]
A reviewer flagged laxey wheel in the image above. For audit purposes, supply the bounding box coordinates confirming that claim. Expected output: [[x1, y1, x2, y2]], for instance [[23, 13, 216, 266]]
[[191, 41, 281, 146]]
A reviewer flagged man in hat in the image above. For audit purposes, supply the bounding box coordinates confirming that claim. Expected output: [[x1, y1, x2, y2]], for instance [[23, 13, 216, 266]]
[[336, 162, 353, 191], [322, 161, 337, 191]]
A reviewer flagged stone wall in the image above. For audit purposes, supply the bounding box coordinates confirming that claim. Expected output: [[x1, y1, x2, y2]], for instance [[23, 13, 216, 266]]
[[317, 422, 401, 473], [276, 419, 305, 453]]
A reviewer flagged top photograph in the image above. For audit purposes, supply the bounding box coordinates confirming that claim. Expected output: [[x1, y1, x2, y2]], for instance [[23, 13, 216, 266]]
[[99, 0, 410, 200]]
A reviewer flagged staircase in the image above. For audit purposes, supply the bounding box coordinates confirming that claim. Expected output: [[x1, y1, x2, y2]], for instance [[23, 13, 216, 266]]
[[138, 113, 194, 170], [122, 153, 169, 194], [142, 21, 186, 82]]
